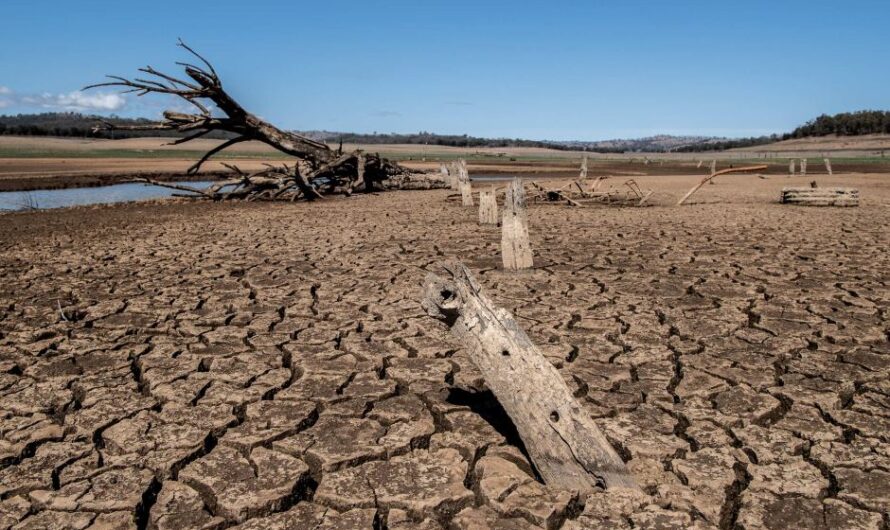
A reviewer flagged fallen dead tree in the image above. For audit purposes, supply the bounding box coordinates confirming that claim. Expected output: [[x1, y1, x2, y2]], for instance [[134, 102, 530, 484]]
[[677, 164, 768, 205], [86, 40, 437, 201], [423, 262, 636, 491], [781, 187, 859, 207], [528, 178, 652, 206]]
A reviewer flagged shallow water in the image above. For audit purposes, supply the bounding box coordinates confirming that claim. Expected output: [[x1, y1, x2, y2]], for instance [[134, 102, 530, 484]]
[[0, 181, 215, 211]]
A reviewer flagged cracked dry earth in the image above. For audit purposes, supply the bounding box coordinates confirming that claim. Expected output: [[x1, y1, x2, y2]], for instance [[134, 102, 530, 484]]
[[0, 184, 888, 530]]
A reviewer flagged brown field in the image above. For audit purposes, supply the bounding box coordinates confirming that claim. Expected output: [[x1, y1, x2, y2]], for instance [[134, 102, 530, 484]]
[[0, 170, 888, 529]]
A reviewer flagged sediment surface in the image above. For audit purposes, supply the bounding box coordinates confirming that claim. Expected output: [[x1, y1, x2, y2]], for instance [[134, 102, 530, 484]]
[[1, 177, 888, 529]]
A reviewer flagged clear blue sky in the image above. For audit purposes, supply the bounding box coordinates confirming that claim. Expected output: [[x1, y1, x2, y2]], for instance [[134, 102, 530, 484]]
[[1, 0, 887, 140]]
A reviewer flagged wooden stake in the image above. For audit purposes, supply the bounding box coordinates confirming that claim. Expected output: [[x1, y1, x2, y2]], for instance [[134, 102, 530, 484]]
[[450, 160, 461, 191], [501, 179, 533, 270], [789, 159, 796, 176], [800, 158, 807, 176], [824, 158, 833, 175], [580, 155, 589, 178], [422, 262, 637, 491], [478, 190, 498, 225], [710, 160, 717, 174], [460, 180, 474, 206]]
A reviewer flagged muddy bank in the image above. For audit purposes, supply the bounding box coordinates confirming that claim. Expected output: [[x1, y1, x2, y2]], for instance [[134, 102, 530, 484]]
[[0, 178, 888, 529]]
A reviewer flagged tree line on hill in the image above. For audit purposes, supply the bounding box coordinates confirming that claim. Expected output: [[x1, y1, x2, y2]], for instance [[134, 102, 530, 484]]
[[0, 112, 233, 140], [786, 110, 890, 138], [2, 110, 888, 152]]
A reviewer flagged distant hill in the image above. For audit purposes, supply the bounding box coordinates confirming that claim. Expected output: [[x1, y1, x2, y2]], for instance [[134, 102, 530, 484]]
[[2, 110, 888, 153], [293, 131, 725, 153]]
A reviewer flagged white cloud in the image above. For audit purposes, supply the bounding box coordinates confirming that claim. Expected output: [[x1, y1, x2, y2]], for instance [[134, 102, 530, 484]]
[[21, 91, 126, 112], [0, 87, 127, 113]]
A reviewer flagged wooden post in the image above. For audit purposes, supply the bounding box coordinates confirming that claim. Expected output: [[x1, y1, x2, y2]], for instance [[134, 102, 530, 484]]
[[460, 181, 473, 206], [422, 262, 637, 491], [696, 160, 703, 168], [450, 161, 461, 191], [824, 158, 833, 175], [478, 190, 498, 225], [501, 179, 533, 270], [789, 159, 796, 176], [800, 158, 807, 176], [580, 155, 589, 179], [709, 160, 717, 174], [440, 163, 450, 187]]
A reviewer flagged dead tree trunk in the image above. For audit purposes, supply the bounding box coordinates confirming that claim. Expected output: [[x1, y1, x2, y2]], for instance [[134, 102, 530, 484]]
[[677, 165, 768, 205], [422, 262, 637, 491], [478, 190, 498, 225], [450, 161, 461, 191], [85, 40, 419, 201], [501, 179, 533, 270], [824, 158, 833, 175]]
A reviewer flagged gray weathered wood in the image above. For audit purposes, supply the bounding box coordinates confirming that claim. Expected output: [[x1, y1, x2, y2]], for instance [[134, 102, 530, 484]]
[[460, 181, 474, 206], [478, 190, 498, 225], [501, 179, 533, 270], [789, 159, 796, 175], [421, 262, 637, 491], [580, 155, 589, 178], [450, 161, 461, 191], [709, 159, 717, 174], [677, 165, 768, 206], [800, 158, 808, 176], [781, 187, 859, 207], [824, 158, 833, 175]]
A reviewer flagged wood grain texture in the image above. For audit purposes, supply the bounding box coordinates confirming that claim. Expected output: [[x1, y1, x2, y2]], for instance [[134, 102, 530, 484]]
[[422, 261, 638, 491], [501, 179, 533, 270]]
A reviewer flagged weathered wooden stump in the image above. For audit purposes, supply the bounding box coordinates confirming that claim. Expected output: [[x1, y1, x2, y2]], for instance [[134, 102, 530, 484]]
[[781, 187, 859, 206], [422, 261, 637, 491], [824, 158, 833, 175], [478, 190, 498, 225], [709, 159, 717, 174], [800, 158, 808, 176], [460, 181, 474, 206], [450, 161, 461, 191], [440, 163, 452, 188], [501, 179, 533, 270]]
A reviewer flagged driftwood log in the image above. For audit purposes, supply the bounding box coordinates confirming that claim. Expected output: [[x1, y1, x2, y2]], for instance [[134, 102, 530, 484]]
[[781, 187, 859, 206], [677, 165, 769, 205], [422, 262, 637, 491], [502, 179, 533, 270], [85, 40, 431, 201]]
